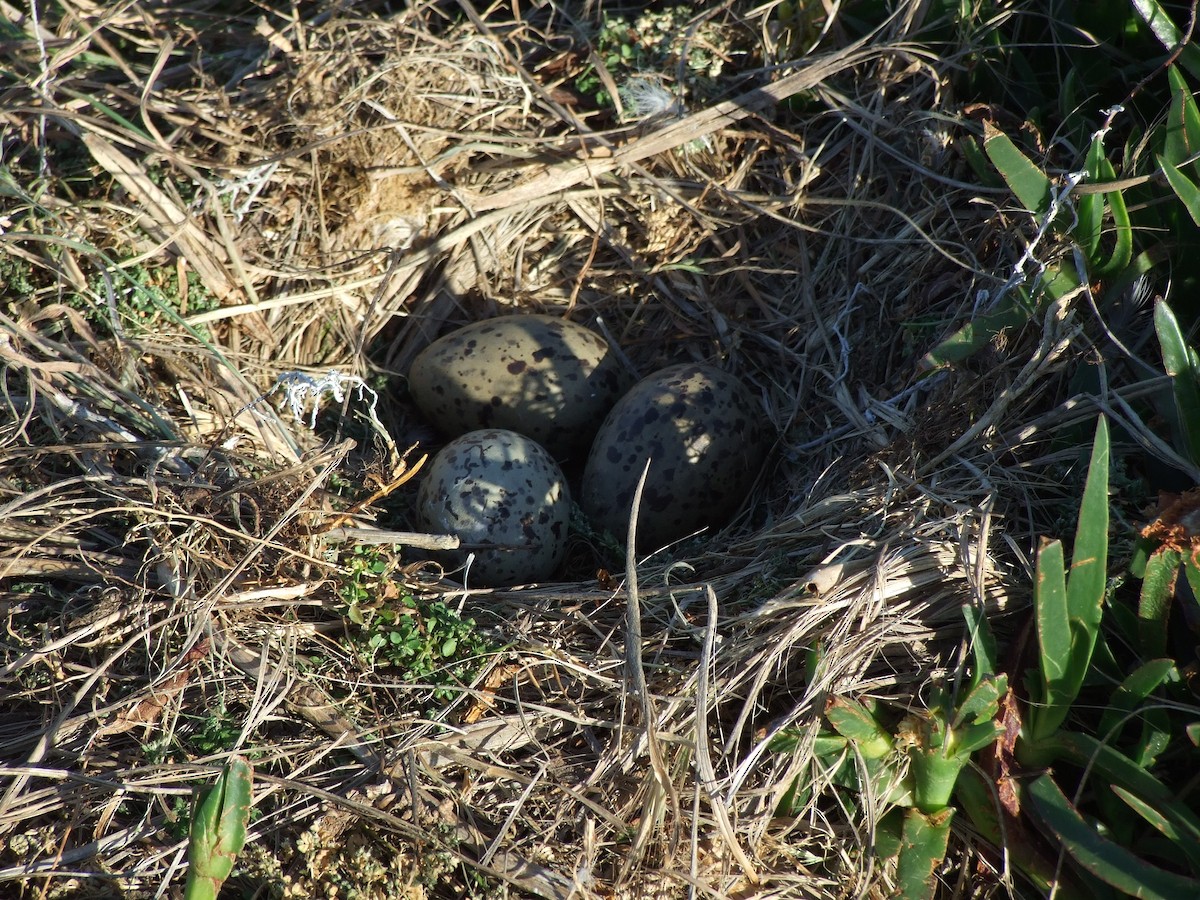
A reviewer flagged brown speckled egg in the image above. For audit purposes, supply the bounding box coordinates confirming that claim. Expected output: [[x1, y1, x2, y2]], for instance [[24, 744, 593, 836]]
[[581, 364, 769, 548], [417, 429, 570, 587], [407, 315, 632, 463]]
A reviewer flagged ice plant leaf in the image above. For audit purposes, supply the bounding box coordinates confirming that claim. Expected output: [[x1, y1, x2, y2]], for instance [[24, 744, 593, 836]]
[[1154, 299, 1200, 465], [984, 122, 1051, 216], [1027, 774, 1200, 899]]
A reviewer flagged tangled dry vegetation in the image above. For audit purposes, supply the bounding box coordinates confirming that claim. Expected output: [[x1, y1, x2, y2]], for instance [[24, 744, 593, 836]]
[[0, 1, 1100, 897]]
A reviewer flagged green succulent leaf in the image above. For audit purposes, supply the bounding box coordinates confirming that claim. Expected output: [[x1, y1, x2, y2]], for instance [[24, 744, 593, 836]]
[[893, 806, 954, 900], [184, 757, 253, 900], [955, 768, 1073, 897], [1138, 549, 1182, 659], [1026, 774, 1200, 899], [1154, 300, 1200, 465], [920, 295, 1032, 370], [1185, 556, 1200, 611], [952, 674, 1007, 731], [1133, 0, 1200, 82], [824, 696, 893, 759], [1075, 135, 1107, 257], [960, 603, 999, 688], [1086, 151, 1133, 277], [1030, 417, 1109, 742], [1110, 784, 1200, 871], [1035, 537, 1070, 687], [1066, 416, 1110, 635], [1164, 66, 1200, 171], [1158, 154, 1200, 226], [908, 742, 964, 813], [984, 122, 1051, 216], [1037, 730, 1200, 839], [1099, 658, 1177, 744]]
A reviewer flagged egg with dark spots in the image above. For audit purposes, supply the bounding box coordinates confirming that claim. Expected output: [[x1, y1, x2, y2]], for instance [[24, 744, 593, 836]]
[[581, 364, 769, 549], [408, 315, 632, 463], [417, 429, 570, 586]]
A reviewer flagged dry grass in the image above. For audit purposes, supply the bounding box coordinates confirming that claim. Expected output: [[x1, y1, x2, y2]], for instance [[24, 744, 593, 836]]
[[0, 1, 1104, 897]]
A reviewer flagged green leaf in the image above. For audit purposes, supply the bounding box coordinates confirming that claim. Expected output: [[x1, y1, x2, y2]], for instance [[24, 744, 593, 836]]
[[894, 807, 954, 900], [1036, 730, 1200, 840], [1164, 67, 1200, 171], [956, 768, 1082, 897], [951, 675, 1006, 732], [920, 260, 1081, 371], [824, 696, 893, 759], [875, 806, 904, 859], [954, 718, 1005, 757], [1035, 537, 1070, 686], [1100, 658, 1176, 742], [812, 733, 848, 757], [1030, 418, 1109, 741], [1111, 784, 1200, 872], [1131, 534, 1160, 579], [960, 603, 999, 689], [984, 122, 1052, 215], [920, 296, 1032, 370], [1132, 0, 1200, 82], [1087, 151, 1133, 278], [1158, 154, 1200, 226], [1075, 136, 1107, 257], [1037, 259, 1086, 302], [1067, 416, 1110, 637], [1185, 556, 1200, 613], [1138, 549, 1182, 658], [1134, 708, 1172, 769], [768, 728, 803, 754], [909, 738, 965, 812], [1026, 774, 1200, 899], [960, 133, 1005, 189], [1154, 300, 1200, 465], [185, 757, 253, 900]]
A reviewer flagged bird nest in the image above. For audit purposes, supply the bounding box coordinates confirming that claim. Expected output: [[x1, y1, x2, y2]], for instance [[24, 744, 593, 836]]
[[0, 1, 1098, 897]]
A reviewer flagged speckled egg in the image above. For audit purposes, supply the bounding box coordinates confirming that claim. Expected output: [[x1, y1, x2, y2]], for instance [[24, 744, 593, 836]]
[[417, 429, 570, 587], [581, 364, 769, 548], [408, 315, 632, 463]]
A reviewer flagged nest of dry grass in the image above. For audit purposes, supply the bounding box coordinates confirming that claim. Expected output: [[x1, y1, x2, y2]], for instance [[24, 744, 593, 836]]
[[0, 1, 1104, 897]]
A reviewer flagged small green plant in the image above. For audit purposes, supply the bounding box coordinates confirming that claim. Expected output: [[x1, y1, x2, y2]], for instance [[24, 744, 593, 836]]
[[955, 417, 1200, 897], [772, 611, 1006, 899], [918, 4, 1200, 372], [73, 254, 218, 338], [189, 705, 243, 757], [338, 545, 491, 702], [573, 7, 737, 113], [183, 756, 253, 900]]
